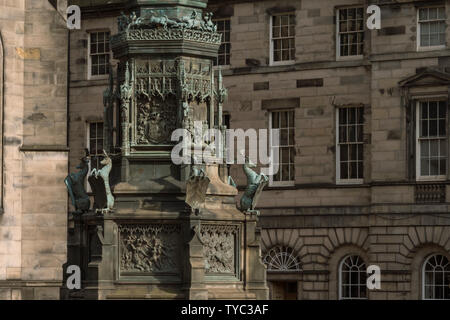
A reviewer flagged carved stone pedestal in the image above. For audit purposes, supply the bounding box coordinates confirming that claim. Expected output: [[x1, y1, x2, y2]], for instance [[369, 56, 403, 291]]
[[62, 0, 268, 300], [62, 165, 267, 300]]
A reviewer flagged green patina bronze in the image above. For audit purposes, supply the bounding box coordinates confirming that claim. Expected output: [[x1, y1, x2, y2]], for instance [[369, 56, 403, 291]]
[[240, 156, 269, 214], [64, 149, 90, 213]]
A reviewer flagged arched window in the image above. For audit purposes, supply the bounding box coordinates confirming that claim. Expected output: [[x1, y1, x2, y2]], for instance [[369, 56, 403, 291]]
[[423, 254, 450, 300], [263, 246, 301, 272], [339, 255, 367, 299]]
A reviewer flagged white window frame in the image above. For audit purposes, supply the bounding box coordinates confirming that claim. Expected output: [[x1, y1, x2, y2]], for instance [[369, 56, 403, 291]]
[[415, 99, 448, 181], [269, 12, 296, 66], [338, 254, 368, 300], [422, 254, 450, 300], [269, 110, 295, 187], [212, 17, 231, 67], [417, 6, 447, 52], [336, 107, 364, 185], [336, 6, 365, 61], [87, 30, 111, 80]]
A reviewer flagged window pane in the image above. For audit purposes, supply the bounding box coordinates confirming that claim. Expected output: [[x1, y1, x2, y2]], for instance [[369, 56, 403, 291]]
[[350, 144, 357, 161], [421, 140, 429, 158], [340, 145, 348, 161], [429, 119, 438, 136], [282, 164, 289, 181], [419, 8, 428, 21], [430, 159, 439, 175], [274, 16, 281, 26], [349, 125, 356, 142], [439, 158, 446, 175], [280, 129, 288, 145], [272, 112, 279, 128], [440, 139, 447, 157], [421, 159, 429, 176], [350, 162, 358, 179], [430, 140, 439, 157], [340, 163, 348, 179], [339, 126, 347, 143], [273, 26, 280, 37], [280, 112, 288, 127], [429, 8, 438, 20], [357, 162, 363, 178], [281, 147, 289, 164]]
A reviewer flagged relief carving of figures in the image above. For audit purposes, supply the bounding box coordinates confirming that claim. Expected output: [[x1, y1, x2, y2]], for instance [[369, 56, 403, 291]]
[[120, 224, 180, 273], [118, 10, 217, 33], [111, 28, 221, 45], [136, 97, 177, 145], [199, 225, 238, 274]]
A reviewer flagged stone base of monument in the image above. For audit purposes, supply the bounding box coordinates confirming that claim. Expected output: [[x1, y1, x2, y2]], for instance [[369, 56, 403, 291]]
[[61, 164, 268, 300], [62, 0, 269, 299]]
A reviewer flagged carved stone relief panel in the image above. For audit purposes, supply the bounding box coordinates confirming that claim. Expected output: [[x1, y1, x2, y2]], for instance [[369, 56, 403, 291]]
[[119, 224, 181, 274], [135, 95, 177, 145], [199, 224, 239, 275]]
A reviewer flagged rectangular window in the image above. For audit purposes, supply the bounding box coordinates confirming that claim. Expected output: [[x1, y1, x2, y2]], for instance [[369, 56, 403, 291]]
[[89, 31, 110, 78], [418, 7, 446, 49], [271, 13, 295, 64], [336, 107, 364, 183], [88, 122, 104, 170], [213, 18, 231, 66], [270, 110, 295, 186], [337, 7, 364, 58], [416, 100, 447, 180]]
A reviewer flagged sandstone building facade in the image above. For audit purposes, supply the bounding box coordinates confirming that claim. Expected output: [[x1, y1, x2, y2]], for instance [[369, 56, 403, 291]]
[[1, 0, 450, 300], [0, 0, 69, 299]]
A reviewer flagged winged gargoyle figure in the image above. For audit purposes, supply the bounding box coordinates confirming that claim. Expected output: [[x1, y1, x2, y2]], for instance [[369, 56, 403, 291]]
[[88, 150, 114, 214], [240, 152, 269, 214], [65, 148, 90, 213]]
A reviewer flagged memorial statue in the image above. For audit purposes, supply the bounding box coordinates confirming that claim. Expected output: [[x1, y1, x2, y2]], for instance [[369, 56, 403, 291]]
[[240, 154, 268, 213], [88, 150, 114, 214], [64, 149, 91, 213]]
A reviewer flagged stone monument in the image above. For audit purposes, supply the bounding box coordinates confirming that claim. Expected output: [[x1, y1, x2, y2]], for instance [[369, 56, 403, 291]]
[[62, 0, 268, 300]]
